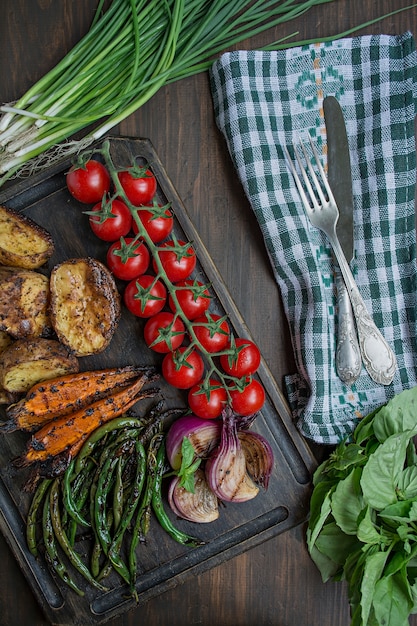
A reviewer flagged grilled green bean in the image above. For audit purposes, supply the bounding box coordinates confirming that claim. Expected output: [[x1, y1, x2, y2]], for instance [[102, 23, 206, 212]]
[[113, 457, 124, 530], [75, 417, 144, 473], [62, 459, 90, 528], [42, 483, 84, 596], [128, 435, 163, 585], [107, 440, 146, 584], [50, 479, 108, 592], [27, 477, 52, 557], [94, 454, 119, 554]]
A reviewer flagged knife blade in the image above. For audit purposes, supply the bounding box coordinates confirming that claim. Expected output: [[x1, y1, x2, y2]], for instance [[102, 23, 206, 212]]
[[324, 95, 361, 385]]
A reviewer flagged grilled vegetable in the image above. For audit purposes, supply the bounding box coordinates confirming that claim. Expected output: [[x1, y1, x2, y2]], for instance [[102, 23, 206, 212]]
[[0, 266, 51, 338], [3, 365, 146, 432], [0, 1, 403, 187], [49, 257, 121, 356], [0, 205, 54, 269], [0, 331, 15, 403], [16, 371, 157, 470], [0, 338, 79, 394]]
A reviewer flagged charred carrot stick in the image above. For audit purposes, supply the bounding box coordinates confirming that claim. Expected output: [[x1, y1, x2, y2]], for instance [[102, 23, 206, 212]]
[[65, 389, 158, 461], [3, 366, 148, 433], [17, 371, 158, 468]]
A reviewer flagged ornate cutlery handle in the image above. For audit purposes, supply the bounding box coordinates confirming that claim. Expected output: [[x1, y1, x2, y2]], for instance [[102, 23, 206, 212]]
[[335, 271, 361, 385], [330, 235, 397, 385]]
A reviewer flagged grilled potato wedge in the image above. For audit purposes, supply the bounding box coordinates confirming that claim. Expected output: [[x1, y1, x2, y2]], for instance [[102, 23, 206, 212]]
[[0, 205, 54, 269], [49, 257, 121, 356], [0, 331, 15, 403], [0, 338, 79, 394], [0, 266, 52, 338]]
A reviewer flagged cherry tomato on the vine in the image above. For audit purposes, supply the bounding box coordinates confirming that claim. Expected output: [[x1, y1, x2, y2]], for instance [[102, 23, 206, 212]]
[[123, 274, 166, 318], [106, 238, 150, 281], [133, 202, 174, 243], [188, 378, 227, 419], [88, 198, 132, 242], [153, 239, 196, 283], [118, 167, 157, 206], [143, 311, 185, 353], [219, 338, 261, 378], [229, 378, 265, 416], [192, 313, 230, 353], [168, 279, 211, 320], [162, 347, 204, 389], [66, 160, 111, 204]]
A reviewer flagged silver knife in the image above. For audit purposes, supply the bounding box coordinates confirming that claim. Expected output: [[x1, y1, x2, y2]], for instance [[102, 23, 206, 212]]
[[324, 96, 361, 385]]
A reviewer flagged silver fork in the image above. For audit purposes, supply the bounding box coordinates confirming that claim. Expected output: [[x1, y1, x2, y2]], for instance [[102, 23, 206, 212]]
[[284, 136, 397, 386]]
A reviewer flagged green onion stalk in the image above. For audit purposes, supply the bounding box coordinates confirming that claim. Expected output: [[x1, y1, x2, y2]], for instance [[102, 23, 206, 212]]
[[0, 0, 415, 186]]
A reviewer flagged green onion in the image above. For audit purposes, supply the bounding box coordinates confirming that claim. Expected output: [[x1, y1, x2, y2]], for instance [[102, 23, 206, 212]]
[[0, 0, 415, 186]]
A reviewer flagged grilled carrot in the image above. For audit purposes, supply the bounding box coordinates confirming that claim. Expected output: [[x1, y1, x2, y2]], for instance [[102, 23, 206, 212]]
[[3, 366, 148, 433], [17, 372, 158, 468]]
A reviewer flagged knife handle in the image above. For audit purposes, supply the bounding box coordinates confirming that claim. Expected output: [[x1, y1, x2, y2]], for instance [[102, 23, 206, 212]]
[[335, 271, 361, 385], [330, 235, 397, 386]]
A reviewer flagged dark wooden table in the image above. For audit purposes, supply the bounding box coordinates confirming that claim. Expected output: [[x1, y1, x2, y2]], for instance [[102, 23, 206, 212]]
[[0, 1, 416, 625]]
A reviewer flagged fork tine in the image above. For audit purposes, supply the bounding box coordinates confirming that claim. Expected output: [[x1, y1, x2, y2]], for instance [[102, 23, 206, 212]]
[[306, 135, 336, 205], [283, 144, 313, 211], [293, 140, 321, 211]]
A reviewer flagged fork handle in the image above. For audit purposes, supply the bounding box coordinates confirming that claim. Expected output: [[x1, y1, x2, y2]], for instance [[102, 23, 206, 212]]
[[330, 236, 397, 386], [335, 271, 361, 385]]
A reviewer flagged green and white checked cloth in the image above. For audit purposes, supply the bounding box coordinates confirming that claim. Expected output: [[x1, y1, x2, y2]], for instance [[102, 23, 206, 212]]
[[209, 32, 417, 444]]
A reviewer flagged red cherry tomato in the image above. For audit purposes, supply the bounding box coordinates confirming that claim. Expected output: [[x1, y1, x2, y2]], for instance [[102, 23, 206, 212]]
[[143, 312, 185, 353], [118, 167, 157, 206], [192, 313, 230, 353], [153, 239, 196, 283], [162, 347, 205, 389], [106, 238, 150, 281], [229, 378, 265, 416], [88, 198, 132, 242], [66, 160, 111, 204], [219, 338, 261, 378], [133, 203, 174, 243], [169, 280, 211, 320], [123, 274, 166, 318], [188, 379, 227, 419]]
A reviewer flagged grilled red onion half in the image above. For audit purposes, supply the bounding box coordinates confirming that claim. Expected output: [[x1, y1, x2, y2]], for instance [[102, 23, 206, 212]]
[[205, 406, 259, 503], [238, 430, 274, 489], [166, 415, 221, 470], [168, 469, 219, 523]]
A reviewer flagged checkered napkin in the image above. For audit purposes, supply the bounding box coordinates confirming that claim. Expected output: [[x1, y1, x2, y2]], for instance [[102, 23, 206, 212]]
[[209, 32, 417, 444]]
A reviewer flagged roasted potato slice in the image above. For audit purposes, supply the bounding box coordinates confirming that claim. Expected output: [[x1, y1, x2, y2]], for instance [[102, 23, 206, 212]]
[[49, 257, 121, 356], [0, 266, 52, 338], [0, 331, 15, 403], [0, 205, 54, 269], [0, 338, 79, 394]]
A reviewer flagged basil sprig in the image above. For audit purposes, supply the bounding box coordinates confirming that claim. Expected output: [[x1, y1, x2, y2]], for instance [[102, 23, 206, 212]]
[[307, 387, 417, 626]]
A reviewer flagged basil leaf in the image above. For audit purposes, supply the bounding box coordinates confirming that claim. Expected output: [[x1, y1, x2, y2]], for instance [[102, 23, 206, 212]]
[[373, 571, 414, 626], [372, 387, 417, 442], [307, 487, 333, 551], [357, 506, 384, 545], [360, 430, 415, 510], [360, 551, 389, 625], [380, 500, 417, 524], [331, 467, 364, 535], [180, 437, 195, 468], [398, 465, 417, 500], [308, 541, 342, 583], [314, 521, 359, 573]]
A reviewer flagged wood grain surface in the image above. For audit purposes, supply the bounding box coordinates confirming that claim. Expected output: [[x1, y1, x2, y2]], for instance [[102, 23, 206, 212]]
[[0, 1, 416, 625]]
